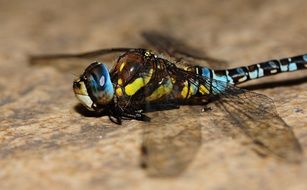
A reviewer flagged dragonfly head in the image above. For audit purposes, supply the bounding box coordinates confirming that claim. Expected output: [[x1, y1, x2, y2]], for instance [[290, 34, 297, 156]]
[[73, 62, 114, 111]]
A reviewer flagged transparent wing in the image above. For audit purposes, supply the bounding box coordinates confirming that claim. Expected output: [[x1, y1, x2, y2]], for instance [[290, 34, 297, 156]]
[[214, 88, 303, 162], [139, 59, 302, 177], [29, 48, 135, 73], [172, 67, 303, 162], [140, 106, 202, 177], [142, 31, 227, 69], [136, 61, 203, 177]]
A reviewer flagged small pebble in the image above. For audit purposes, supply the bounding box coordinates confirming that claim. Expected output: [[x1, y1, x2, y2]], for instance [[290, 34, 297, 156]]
[[293, 108, 303, 113]]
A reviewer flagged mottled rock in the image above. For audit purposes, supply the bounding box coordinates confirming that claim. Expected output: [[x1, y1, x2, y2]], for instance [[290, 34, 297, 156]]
[[0, 0, 306, 190]]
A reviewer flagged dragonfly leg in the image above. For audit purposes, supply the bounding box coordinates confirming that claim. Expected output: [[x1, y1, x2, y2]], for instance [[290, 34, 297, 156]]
[[108, 114, 122, 125], [110, 104, 151, 123], [122, 112, 151, 122]]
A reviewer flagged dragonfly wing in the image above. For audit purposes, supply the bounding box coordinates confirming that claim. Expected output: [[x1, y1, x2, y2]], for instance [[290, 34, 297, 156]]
[[29, 48, 134, 73], [141, 106, 202, 177], [134, 62, 202, 177], [172, 67, 303, 162], [214, 89, 303, 162], [142, 31, 227, 69], [211, 81, 303, 162]]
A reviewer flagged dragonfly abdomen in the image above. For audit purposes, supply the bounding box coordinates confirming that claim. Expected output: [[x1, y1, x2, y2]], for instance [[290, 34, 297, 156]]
[[201, 54, 307, 85]]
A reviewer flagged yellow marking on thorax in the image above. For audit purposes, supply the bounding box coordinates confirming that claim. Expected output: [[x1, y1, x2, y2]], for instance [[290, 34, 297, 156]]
[[171, 77, 176, 83], [183, 66, 193, 72], [118, 78, 123, 85], [199, 85, 209, 95], [144, 50, 152, 57], [124, 69, 153, 96], [146, 78, 173, 101], [116, 87, 123, 96], [119, 62, 126, 72]]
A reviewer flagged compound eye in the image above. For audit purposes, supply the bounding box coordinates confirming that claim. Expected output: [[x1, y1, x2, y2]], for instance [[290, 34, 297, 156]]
[[84, 62, 114, 105]]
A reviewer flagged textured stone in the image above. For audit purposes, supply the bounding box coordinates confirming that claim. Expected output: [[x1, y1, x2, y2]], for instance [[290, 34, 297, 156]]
[[0, 0, 306, 189]]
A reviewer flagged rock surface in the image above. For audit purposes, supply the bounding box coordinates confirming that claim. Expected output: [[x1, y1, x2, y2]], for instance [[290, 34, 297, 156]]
[[0, 0, 307, 189]]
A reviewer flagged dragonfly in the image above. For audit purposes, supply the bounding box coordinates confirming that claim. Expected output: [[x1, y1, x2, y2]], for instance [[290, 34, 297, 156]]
[[30, 31, 306, 177]]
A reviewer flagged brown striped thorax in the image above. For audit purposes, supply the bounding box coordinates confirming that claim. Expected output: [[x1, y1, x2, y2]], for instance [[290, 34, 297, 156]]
[[73, 49, 208, 114]]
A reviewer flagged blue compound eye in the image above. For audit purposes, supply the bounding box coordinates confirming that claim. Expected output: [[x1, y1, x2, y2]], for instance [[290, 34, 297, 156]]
[[85, 62, 114, 105]]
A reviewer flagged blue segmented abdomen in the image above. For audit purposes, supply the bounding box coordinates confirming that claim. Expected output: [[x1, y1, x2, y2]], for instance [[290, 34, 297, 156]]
[[200, 54, 307, 85]]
